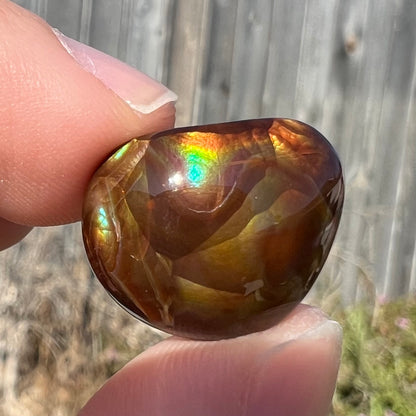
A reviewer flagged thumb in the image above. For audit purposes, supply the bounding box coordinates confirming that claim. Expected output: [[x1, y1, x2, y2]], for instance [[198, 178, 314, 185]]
[[80, 305, 342, 416], [0, 0, 176, 232]]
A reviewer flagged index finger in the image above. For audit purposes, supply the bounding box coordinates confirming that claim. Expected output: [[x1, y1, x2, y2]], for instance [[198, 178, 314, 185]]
[[0, 0, 176, 231]]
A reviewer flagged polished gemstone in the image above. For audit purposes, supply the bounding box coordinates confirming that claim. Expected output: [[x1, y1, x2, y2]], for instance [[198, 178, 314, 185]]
[[82, 119, 344, 339]]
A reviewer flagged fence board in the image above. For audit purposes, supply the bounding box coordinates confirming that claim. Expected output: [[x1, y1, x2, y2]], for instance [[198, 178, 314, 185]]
[[5, 0, 416, 305]]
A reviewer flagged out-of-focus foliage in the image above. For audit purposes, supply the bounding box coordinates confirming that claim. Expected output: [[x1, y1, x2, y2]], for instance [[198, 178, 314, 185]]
[[332, 296, 416, 416]]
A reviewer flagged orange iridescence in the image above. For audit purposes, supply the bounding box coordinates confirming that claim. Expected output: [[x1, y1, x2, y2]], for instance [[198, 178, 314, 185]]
[[82, 118, 344, 339]]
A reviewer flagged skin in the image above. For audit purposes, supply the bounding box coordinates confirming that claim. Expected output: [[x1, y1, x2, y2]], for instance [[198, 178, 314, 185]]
[[0, 1, 342, 415]]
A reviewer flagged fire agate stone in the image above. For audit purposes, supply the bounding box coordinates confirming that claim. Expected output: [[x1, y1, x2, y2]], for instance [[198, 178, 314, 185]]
[[82, 119, 344, 339]]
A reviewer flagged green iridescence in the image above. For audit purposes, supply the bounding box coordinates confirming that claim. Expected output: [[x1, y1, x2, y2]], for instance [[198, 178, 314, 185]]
[[111, 143, 130, 161], [179, 136, 218, 187], [97, 207, 109, 229]]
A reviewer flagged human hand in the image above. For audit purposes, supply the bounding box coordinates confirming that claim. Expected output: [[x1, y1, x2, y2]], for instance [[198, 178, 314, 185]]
[[0, 0, 176, 249], [0, 1, 342, 414]]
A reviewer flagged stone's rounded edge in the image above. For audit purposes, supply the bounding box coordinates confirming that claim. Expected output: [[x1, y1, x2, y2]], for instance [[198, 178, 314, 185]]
[[149, 118, 276, 139], [81, 118, 345, 340], [274, 119, 343, 192], [110, 289, 299, 341]]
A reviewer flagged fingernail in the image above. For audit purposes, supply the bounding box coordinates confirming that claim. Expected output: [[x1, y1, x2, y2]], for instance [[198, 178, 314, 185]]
[[298, 319, 343, 343], [257, 319, 343, 367], [52, 29, 177, 115]]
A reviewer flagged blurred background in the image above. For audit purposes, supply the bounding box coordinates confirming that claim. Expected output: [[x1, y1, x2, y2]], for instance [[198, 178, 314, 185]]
[[1, 0, 415, 414]]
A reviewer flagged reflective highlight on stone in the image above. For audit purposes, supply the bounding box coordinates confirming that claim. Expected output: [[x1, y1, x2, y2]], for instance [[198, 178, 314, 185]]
[[82, 119, 344, 339]]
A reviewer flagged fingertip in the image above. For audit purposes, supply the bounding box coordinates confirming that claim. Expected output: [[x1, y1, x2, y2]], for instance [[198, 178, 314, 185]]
[[0, 1, 176, 227], [79, 306, 342, 416], [52, 29, 178, 117], [247, 319, 342, 416]]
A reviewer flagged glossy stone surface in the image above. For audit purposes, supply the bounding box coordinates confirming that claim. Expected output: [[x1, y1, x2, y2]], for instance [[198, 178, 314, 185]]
[[82, 119, 344, 339]]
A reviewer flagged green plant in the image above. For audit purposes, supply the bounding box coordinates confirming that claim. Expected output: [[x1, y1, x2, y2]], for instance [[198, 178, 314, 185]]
[[332, 296, 416, 416]]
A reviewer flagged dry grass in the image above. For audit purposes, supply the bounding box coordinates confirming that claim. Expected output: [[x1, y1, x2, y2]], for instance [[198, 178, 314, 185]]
[[0, 224, 164, 415]]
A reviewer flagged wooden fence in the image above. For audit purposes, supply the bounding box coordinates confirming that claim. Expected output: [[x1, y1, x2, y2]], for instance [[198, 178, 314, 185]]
[[8, 0, 416, 301]]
